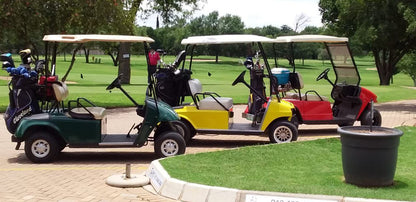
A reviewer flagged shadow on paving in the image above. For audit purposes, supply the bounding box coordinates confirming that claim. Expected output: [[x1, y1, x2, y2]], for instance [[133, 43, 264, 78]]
[[188, 138, 268, 148], [377, 102, 416, 113], [299, 128, 338, 136], [8, 150, 157, 165]]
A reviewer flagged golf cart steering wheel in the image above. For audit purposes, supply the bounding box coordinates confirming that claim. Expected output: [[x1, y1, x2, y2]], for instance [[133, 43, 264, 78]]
[[232, 71, 246, 86], [106, 74, 122, 90], [316, 68, 330, 81]]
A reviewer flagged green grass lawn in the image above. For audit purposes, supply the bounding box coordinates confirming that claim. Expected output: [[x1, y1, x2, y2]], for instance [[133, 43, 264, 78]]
[[160, 126, 416, 201], [1, 54, 416, 112]]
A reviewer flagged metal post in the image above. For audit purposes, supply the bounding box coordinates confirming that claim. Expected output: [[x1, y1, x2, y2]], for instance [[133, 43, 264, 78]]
[[370, 99, 374, 132], [125, 164, 131, 178]]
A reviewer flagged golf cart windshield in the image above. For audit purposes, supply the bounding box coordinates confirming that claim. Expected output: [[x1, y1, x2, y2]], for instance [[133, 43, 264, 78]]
[[42, 34, 159, 111], [274, 35, 360, 86], [181, 34, 274, 70], [180, 34, 278, 97], [326, 43, 359, 86], [42, 34, 155, 76], [181, 34, 274, 72]]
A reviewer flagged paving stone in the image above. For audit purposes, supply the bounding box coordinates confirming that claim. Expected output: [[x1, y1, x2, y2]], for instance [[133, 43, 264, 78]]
[[0, 102, 415, 201]]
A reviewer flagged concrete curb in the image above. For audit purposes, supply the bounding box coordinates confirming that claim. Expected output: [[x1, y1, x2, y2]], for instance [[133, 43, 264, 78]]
[[145, 160, 408, 202]]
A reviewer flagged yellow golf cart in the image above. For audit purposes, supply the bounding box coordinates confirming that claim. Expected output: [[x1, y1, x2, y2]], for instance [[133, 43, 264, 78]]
[[171, 34, 298, 144]]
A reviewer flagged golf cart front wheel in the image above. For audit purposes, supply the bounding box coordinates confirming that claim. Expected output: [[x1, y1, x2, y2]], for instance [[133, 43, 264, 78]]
[[268, 121, 298, 143], [154, 131, 186, 158], [24, 132, 59, 163], [360, 108, 382, 126]]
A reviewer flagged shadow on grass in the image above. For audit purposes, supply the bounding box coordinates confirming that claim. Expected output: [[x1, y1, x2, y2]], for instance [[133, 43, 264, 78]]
[[391, 180, 409, 189]]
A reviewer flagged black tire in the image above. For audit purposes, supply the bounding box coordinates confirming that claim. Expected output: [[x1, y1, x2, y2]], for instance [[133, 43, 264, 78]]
[[171, 120, 191, 144], [189, 126, 197, 138], [291, 115, 300, 129], [58, 142, 67, 152], [360, 108, 382, 126], [24, 132, 59, 163], [268, 121, 298, 143], [57, 137, 67, 152], [154, 131, 186, 158], [182, 119, 197, 139]]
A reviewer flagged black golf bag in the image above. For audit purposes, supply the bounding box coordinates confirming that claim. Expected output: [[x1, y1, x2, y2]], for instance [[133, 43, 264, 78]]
[[2, 52, 41, 134], [155, 68, 192, 106], [4, 74, 41, 134], [244, 57, 266, 115], [155, 50, 192, 106]]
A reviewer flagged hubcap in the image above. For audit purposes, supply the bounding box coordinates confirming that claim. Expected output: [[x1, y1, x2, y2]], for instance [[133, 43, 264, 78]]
[[273, 126, 292, 143], [161, 139, 178, 156], [31, 139, 50, 158]]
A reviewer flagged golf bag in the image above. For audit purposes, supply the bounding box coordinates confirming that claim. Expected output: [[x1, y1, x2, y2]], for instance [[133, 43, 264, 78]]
[[4, 70, 41, 134], [155, 68, 192, 106], [244, 57, 266, 115], [155, 50, 191, 106], [2, 52, 41, 134]]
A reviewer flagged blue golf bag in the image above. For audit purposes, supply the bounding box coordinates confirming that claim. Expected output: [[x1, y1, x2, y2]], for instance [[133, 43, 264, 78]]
[[2, 52, 41, 134]]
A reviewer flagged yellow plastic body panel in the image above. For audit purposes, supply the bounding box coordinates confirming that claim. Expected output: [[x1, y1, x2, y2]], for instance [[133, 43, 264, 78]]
[[175, 105, 230, 129], [260, 99, 294, 131]]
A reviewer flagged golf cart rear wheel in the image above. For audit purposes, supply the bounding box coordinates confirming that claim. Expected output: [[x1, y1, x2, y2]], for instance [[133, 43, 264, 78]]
[[268, 121, 298, 143], [154, 131, 186, 158], [171, 120, 191, 144], [24, 132, 59, 163], [360, 108, 382, 126]]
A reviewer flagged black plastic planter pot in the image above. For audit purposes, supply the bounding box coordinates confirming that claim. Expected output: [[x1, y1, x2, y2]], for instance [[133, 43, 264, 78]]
[[338, 126, 403, 187]]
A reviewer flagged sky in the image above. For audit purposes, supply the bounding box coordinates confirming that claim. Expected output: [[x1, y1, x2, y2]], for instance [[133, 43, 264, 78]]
[[139, 0, 323, 30]]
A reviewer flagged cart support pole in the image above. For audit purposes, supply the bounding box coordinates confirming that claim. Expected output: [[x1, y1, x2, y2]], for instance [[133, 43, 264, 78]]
[[125, 164, 131, 178], [370, 99, 374, 132]]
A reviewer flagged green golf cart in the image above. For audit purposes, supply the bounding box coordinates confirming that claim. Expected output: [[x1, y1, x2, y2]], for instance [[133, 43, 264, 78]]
[[6, 34, 186, 163]]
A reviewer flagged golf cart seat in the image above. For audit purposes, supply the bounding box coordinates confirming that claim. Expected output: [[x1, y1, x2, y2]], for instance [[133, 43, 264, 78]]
[[68, 98, 106, 120], [285, 72, 328, 101], [188, 79, 233, 110], [51, 81, 69, 101]]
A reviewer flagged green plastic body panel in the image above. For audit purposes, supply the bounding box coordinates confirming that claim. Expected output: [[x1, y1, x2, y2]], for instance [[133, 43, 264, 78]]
[[14, 98, 178, 147], [15, 113, 101, 144], [143, 98, 179, 125], [136, 98, 179, 145]]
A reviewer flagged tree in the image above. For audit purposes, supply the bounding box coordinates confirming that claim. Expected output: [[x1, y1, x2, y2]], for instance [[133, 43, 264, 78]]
[[319, 0, 416, 85], [187, 11, 220, 36], [397, 51, 416, 86], [0, 0, 133, 54], [186, 11, 245, 62], [0, 0, 202, 81], [294, 13, 310, 32], [137, 0, 199, 26]]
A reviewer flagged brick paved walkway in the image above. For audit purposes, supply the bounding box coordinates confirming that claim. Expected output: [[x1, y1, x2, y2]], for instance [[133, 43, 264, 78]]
[[0, 101, 415, 201]]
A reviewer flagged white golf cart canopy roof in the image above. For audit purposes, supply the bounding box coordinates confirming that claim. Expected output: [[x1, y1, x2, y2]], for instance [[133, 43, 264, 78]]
[[181, 34, 274, 45], [43, 34, 154, 43], [274, 35, 348, 43]]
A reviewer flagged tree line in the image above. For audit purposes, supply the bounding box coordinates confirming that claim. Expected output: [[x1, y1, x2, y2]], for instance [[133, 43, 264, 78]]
[[1, 0, 416, 86]]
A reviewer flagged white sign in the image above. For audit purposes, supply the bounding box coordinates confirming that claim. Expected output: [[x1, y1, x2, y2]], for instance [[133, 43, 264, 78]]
[[147, 166, 165, 191], [122, 53, 130, 59]]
